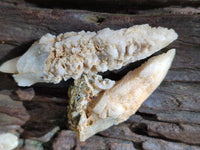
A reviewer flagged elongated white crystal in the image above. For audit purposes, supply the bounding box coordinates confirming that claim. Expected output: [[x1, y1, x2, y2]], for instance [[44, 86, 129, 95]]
[[0, 24, 178, 86], [77, 49, 176, 141]]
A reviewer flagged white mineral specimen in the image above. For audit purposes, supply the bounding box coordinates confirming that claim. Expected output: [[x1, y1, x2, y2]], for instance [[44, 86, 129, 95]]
[[0, 24, 178, 142], [76, 49, 176, 141], [0, 133, 18, 150], [0, 24, 178, 86]]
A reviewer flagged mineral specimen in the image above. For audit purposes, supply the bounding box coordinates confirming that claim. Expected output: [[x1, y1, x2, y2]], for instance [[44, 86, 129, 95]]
[[68, 49, 176, 141], [0, 24, 178, 141], [0, 24, 177, 86]]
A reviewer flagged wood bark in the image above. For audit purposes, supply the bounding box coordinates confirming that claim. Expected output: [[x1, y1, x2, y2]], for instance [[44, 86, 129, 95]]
[[0, 2, 199, 150], [1, 0, 200, 13]]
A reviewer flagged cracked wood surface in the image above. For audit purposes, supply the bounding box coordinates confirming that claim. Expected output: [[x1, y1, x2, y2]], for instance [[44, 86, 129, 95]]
[[0, 2, 200, 150]]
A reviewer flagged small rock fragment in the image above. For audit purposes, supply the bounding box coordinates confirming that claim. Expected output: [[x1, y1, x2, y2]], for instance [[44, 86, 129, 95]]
[[22, 139, 44, 150], [0, 133, 18, 150]]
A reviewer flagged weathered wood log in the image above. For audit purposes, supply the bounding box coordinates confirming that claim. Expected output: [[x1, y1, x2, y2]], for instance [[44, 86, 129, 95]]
[[1, 0, 200, 13], [0, 3, 199, 150]]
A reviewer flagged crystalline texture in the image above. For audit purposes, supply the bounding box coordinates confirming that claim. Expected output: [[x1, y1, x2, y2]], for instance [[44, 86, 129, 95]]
[[74, 49, 176, 141], [0, 24, 178, 86]]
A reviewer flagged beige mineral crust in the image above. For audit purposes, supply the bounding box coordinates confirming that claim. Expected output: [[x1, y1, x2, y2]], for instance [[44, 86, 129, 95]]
[[76, 49, 176, 141], [0, 24, 178, 86]]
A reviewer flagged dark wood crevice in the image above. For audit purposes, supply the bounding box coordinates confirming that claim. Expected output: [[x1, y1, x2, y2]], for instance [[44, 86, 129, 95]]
[[2, 0, 200, 14]]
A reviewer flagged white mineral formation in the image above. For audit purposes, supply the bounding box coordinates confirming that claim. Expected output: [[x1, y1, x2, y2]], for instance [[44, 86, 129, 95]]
[[0, 24, 178, 86], [0, 133, 18, 150], [76, 49, 176, 141], [0, 24, 178, 142]]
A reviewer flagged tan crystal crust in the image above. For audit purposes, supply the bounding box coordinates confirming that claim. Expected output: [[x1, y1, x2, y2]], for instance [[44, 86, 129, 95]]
[[72, 49, 176, 141]]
